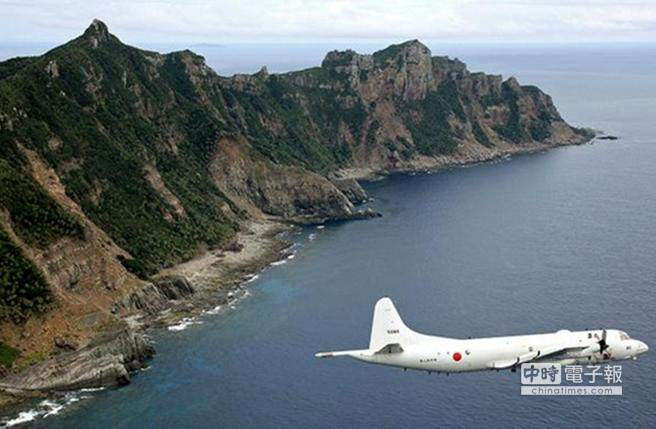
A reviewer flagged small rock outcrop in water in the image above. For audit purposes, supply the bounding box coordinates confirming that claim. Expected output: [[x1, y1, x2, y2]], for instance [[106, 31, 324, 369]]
[[351, 208, 383, 220], [0, 19, 593, 398]]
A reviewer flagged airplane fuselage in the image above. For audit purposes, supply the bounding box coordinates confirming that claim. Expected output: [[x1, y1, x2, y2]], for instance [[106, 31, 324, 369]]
[[346, 329, 648, 373], [316, 298, 649, 373]]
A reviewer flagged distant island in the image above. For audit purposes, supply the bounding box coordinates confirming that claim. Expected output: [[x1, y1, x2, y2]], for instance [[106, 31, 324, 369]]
[[0, 19, 592, 405]]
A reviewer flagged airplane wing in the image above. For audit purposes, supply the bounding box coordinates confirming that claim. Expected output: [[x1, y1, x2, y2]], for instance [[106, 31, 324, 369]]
[[486, 344, 584, 370]]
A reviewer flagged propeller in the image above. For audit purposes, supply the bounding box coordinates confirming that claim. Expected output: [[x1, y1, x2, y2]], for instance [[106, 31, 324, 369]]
[[598, 329, 609, 354]]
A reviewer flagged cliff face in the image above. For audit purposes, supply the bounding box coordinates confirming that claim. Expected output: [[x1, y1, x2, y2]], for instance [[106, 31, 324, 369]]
[[244, 39, 589, 173], [0, 328, 154, 392], [209, 137, 356, 223], [0, 20, 591, 387]]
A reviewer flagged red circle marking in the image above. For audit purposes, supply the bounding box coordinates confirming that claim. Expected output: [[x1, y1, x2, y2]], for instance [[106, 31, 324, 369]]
[[453, 352, 462, 362]]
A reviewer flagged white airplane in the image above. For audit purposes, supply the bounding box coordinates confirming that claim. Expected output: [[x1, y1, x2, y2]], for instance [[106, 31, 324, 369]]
[[315, 297, 649, 373]]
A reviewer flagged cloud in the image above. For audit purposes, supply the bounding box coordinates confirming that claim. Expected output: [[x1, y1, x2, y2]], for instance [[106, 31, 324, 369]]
[[0, 0, 654, 44]]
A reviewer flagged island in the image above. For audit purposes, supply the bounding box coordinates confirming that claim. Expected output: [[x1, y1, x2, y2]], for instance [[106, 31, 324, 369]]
[[0, 19, 592, 405]]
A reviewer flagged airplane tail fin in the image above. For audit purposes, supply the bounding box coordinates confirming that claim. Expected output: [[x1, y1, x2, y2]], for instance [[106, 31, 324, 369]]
[[315, 297, 420, 359], [369, 297, 418, 351]]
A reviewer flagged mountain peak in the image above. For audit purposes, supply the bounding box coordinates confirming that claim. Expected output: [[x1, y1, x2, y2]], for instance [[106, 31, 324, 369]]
[[372, 39, 431, 66], [82, 19, 111, 48], [398, 39, 427, 49]]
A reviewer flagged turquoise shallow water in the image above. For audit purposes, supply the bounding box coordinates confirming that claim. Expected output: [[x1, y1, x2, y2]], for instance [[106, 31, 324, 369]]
[[1, 43, 655, 427]]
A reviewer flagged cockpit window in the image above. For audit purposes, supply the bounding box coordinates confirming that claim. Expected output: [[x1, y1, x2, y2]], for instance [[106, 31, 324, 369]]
[[619, 332, 630, 341]]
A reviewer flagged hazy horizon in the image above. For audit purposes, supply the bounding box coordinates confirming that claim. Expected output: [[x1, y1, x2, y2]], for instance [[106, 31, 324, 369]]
[[1, 1, 655, 45], [1, 37, 654, 79]]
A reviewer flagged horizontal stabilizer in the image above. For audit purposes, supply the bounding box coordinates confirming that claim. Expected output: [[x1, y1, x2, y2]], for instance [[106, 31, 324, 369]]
[[314, 349, 369, 358], [316, 297, 414, 361]]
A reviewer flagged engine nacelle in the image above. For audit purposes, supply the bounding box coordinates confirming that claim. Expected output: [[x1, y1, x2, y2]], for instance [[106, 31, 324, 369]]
[[580, 344, 601, 356]]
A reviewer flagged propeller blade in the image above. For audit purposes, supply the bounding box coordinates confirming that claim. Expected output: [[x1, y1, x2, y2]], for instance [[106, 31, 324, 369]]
[[598, 329, 608, 352]]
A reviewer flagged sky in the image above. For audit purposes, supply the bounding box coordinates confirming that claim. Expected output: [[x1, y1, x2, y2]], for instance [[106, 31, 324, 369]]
[[0, 0, 655, 45]]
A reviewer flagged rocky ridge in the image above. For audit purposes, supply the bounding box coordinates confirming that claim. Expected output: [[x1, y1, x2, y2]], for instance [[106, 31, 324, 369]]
[[0, 20, 593, 400]]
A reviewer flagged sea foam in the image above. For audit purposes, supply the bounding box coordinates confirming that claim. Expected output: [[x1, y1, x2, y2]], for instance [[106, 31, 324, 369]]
[[2, 390, 97, 427], [167, 317, 202, 332]]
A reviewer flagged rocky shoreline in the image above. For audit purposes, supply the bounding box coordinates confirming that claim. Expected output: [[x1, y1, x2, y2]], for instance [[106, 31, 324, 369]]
[[333, 133, 598, 182], [0, 21, 606, 424], [0, 220, 294, 412], [0, 133, 600, 420], [0, 132, 594, 406], [0, 211, 383, 412]]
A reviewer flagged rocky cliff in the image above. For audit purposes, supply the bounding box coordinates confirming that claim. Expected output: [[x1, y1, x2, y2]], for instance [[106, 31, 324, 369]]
[[0, 20, 592, 394], [0, 328, 154, 393]]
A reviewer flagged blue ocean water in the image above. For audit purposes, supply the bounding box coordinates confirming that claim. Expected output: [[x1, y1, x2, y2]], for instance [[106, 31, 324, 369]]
[[2, 42, 655, 427]]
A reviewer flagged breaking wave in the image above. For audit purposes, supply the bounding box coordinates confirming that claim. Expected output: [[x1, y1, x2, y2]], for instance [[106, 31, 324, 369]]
[[204, 305, 222, 315], [167, 317, 203, 332], [245, 274, 260, 283], [2, 389, 101, 427]]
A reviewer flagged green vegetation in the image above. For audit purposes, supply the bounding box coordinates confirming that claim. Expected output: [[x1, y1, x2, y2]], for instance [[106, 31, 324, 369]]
[[0, 159, 83, 248], [574, 127, 595, 138], [366, 120, 380, 146], [15, 350, 47, 371], [472, 121, 494, 147], [0, 228, 52, 323], [372, 43, 404, 67], [0, 22, 569, 294], [491, 83, 526, 143], [0, 342, 20, 368], [395, 136, 415, 160], [403, 82, 463, 155], [529, 121, 551, 141], [223, 72, 367, 172], [0, 35, 241, 278], [0, 57, 36, 81], [225, 85, 336, 171], [529, 110, 553, 141], [332, 142, 353, 165]]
